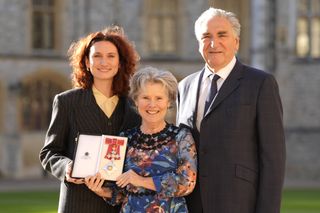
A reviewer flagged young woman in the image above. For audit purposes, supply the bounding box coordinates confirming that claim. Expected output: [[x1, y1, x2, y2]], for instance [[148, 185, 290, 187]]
[[39, 26, 141, 213]]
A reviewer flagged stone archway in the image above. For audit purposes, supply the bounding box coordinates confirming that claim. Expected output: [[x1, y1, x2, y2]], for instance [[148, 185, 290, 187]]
[[18, 70, 71, 178], [19, 70, 70, 131]]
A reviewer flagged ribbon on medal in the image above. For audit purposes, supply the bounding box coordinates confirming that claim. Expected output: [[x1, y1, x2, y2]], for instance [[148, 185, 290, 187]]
[[104, 138, 124, 160]]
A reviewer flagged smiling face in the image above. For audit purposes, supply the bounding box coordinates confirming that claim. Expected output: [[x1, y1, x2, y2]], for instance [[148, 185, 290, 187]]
[[135, 82, 169, 128], [198, 16, 239, 72], [86, 41, 120, 84]]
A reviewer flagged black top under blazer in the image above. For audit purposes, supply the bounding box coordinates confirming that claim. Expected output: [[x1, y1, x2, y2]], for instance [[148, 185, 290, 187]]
[[40, 88, 141, 213], [177, 60, 286, 213]]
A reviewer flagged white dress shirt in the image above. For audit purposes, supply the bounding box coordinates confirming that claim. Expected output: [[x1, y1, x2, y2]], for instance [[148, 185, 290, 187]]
[[196, 56, 237, 130]]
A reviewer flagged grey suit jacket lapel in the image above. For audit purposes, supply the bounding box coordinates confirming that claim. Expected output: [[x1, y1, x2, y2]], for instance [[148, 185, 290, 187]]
[[177, 69, 203, 129], [205, 61, 244, 115], [193, 69, 205, 125]]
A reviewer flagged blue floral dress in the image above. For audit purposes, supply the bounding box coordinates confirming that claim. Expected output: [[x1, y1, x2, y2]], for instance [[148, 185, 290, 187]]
[[113, 123, 197, 213]]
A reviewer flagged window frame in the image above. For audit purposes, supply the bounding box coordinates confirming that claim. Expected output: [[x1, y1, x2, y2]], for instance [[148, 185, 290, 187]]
[[295, 0, 320, 60], [30, 0, 59, 55], [144, 0, 179, 58]]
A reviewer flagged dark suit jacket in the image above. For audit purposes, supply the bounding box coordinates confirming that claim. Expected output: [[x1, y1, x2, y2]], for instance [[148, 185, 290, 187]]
[[177, 60, 285, 213], [39, 88, 141, 213]]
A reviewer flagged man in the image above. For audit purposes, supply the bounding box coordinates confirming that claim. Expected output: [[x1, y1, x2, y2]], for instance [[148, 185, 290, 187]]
[[177, 8, 285, 213]]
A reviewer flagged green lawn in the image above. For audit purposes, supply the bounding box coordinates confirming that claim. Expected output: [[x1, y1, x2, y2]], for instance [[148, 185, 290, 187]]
[[0, 190, 59, 213], [0, 188, 319, 212], [281, 189, 320, 213]]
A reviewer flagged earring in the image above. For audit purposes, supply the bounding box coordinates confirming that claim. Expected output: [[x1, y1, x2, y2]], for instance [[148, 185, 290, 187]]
[[86, 68, 90, 72]]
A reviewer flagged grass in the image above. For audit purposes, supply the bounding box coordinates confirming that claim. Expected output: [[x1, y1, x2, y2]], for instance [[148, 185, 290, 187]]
[[0, 188, 319, 212], [0, 190, 59, 213], [281, 188, 320, 213]]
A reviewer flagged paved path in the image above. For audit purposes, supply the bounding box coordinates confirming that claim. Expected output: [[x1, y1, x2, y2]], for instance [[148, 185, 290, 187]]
[[284, 180, 320, 189], [0, 178, 60, 192]]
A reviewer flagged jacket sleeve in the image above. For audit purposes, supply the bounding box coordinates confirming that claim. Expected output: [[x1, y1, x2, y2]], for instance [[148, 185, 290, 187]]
[[39, 94, 72, 181], [152, 128, 197, 198], [255, 75, 286, 213]]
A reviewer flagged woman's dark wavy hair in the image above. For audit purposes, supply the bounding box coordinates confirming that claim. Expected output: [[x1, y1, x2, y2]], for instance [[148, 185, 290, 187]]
[[68, 26, 140, 96]]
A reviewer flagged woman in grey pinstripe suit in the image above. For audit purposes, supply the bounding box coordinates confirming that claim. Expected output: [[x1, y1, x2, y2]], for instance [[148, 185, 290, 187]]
[[39, 26, 141, 213]]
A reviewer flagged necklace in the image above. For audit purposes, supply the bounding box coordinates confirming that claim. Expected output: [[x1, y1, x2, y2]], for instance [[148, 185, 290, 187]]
[[131, 123, 174, 150]]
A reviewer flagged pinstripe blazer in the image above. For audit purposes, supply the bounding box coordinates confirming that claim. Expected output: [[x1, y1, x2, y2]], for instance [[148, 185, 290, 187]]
[[177, 60, 285, 213], [40, 88, 141, 213]]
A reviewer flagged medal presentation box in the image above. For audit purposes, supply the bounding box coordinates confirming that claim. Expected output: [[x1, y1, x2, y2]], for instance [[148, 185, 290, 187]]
[[71, 134, 127, 181]]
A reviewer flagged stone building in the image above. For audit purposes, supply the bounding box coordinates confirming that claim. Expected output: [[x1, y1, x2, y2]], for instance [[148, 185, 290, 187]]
[[0, 0, 319, 186]]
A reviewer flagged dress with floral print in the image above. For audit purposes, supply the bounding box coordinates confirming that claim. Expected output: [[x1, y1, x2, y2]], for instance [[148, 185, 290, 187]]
[[115, 123, 197, 213]]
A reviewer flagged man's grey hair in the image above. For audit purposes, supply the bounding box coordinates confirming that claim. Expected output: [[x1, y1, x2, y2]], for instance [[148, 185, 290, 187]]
[[194, 7, 241, 41], [129, 66, 178, 105]]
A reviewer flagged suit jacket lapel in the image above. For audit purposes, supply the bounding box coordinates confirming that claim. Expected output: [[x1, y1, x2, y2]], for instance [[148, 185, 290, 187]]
[[206, 61, 244, 115], [193, 69, 205, 126], [75, 89, 105, 133], [178, 69, 203, 129]]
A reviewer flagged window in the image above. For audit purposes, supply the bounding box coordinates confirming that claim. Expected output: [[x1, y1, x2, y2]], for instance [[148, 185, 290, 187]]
[[145, 0, 178, 55], [20, 75, 68, 131], [31, 0, 55, 50], [296, 0, 320, 58]]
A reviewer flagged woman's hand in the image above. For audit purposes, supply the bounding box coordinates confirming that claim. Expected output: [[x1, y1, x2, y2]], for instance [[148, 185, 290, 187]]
[[116, 169, 143, 188], [65, 162, 84, 184], [85, 173, 111, 198], [116, 169, 156, 191]]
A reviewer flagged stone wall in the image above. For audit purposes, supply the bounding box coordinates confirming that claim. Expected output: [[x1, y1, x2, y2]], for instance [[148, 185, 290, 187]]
[[275, 0, 320, 185], [0, 0, 319, 186]]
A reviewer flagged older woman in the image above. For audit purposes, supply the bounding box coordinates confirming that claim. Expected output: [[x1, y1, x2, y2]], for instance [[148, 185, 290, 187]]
[[39, 26, 141, 213], [85, 67, 197, 212]]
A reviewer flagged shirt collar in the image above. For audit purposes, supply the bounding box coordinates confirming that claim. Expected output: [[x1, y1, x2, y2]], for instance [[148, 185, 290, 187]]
[[204, 56, 236, 80], [92, 86, 118, 104]]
